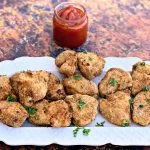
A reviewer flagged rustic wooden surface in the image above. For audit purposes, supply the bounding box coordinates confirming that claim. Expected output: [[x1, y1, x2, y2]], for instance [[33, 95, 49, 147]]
[[0, 0, 150, 149]]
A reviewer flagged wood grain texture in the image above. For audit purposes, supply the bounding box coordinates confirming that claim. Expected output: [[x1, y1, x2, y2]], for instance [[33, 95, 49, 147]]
[[0, 0, 150, 149]]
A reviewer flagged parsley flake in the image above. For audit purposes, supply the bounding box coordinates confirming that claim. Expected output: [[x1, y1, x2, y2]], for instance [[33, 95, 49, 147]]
[[78, 98, 86, 110], [34, 116, 40, 120], [73, 75, 81, 80], [122, 119, 129, 127], [109, 78, 118, 86], [139, 104, 144, 108], [147, 98, 150, 103], [73, 127, 83, 137], [82, 51, 88, 54], [95, 121, 105, 127], [83, 128, 91, 136], [142, 86, 149, 92], [24, 106, 37, 115], [88, 57, 93, 61], [6, 95, 15, 102], [129, 98, 134, 113], [140, 62, 145, 66]]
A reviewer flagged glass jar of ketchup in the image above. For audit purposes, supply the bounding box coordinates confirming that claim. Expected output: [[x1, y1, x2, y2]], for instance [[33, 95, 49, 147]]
[[53, 2, 88, 48]]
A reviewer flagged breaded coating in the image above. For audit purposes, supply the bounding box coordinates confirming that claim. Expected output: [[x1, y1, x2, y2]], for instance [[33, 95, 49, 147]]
[[46, 73, 66, 101], [47, 100, 72, 127], [10, 71, 49, 106], [98, 68, 132, 97], [65, 94, 98, 126], [100, 91, 131, 126], [131, 62, 150, 95], [132, 71, 150, 95], [55, 50, 77, 76], [63, 74, 98, 97], [132, 91, 150, 126], [0, 75, 12, 101], [132, 62, 150, 75], [77, 52, 105, 80], [29, 99, 50, 125], [0, 101, 28, 127]]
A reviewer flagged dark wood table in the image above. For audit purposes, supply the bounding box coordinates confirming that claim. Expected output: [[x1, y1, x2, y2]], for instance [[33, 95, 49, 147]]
[[0, 0, 150, 149]]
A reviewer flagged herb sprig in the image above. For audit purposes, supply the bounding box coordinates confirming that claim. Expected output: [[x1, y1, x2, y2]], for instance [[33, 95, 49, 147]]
[[122, 119, 129, 127], [24, 106, 37, 115], [6, 95, 15, 102], [109, 78, 118, 86], [73, 127, 91, 137], [73, 75, 81, 80], [95, 121, 105, 127], [78, 98, 86, 110]]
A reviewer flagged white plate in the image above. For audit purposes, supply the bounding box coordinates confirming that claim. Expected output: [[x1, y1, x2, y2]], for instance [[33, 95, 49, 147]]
[[0, 56, 150, 146]]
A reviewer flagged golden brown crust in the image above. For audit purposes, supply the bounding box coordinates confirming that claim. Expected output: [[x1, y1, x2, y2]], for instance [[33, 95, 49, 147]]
[[100, 90, 131, 126], [46, 73, 66, 101], [47, 100, 72, 127], [55, 50, 77, 77], [10, 70, 49, 106], [98, 68, 132, 97], [132, 62, 150, 75], [77, 52, 105, 80], [63, 74, 98, 97], [132, 91, 150, 126], [0, 101, 28, 127], [65, 94, 98, 126], [0, 75, 12, 101], [28, 99, 50, 125], [131, 62, 150, 95]]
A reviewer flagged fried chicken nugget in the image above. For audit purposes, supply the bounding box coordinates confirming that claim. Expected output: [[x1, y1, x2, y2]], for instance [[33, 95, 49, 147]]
[[55, 50, 77, 76], [46, 73, 66, 101], [63, 74, 98, 97], [0, 101, 28, 127], [98, 68, 132, 97], [0, 75, 12, 101], [131, 62, 150, 95], [100, 90, 131, 126], [48, 100, 72, 127], [28, 99, 50, 125], [133, 91, 150, 126], [77, 52, 105, 80], [10, 71, 49, 106], [65, 94, 98, 126]]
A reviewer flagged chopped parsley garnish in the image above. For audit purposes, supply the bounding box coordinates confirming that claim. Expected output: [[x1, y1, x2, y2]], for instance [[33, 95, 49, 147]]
[[73, 127, 83, 137], [140, 62, 145, 66], [78, 98, 86, 110], [88, 57, 93, 61], [139, 104, 144, 108], [82, 128, 91, 136], [73, 127, 91, 137], [6, 95, 15, 102], [109, 78, 118, 86], [122, 119, 129, 127], [24, 106, 37, 115], [82, 51, 88, 54], [73, 75, 81, 80], [129, 98, 134, 113], [95, 121, 105, 127], [147, 98, 150, 103], [142, 86, 149, 92]]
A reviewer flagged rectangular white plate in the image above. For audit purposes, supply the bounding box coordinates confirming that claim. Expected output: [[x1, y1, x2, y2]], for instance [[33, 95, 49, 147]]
[[0, 56, 150, 146]]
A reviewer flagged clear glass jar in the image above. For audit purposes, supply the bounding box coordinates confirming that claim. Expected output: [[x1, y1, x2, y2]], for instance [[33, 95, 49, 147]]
[[53, 2, 88, 48]]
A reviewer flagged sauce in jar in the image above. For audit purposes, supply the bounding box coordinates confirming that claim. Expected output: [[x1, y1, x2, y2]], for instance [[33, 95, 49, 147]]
[[53, 2, 88, 48]]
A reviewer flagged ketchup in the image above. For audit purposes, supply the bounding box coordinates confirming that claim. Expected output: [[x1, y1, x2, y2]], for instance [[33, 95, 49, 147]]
[[53, 3, 88, 48]]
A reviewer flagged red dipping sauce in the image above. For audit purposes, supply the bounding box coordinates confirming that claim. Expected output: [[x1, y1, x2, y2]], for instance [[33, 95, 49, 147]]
[[53, 2, 88, 48]]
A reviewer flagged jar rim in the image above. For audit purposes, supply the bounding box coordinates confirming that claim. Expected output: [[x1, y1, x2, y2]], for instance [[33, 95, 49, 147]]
[[54, 2, 87, 23]]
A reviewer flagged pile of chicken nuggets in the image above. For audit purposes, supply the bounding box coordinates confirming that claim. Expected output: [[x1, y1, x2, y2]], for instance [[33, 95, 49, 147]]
[[0, 50, 149, 127]]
